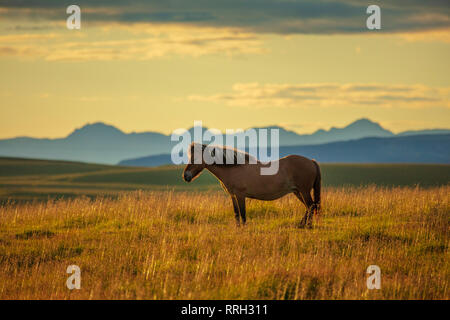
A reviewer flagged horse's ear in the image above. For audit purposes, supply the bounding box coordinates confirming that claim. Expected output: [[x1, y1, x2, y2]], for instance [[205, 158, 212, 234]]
[[189, 142, 196, 154]]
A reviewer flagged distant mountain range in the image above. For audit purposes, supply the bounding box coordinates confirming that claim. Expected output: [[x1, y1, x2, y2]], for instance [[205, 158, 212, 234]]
[[0, 118, 449, 165], [120, 134, 450, 166]]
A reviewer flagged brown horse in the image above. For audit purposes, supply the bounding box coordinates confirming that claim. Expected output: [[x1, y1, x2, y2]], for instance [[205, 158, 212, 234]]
[[182, 143, 321, 228]]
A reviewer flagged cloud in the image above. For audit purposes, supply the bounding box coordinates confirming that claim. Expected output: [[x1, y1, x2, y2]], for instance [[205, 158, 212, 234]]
[[0, 25, 266, 61], [0, 0, 449, 35], [1, 1, 448, 62], [187, 83, 450, 109], [397, 29, 450, 43], [1, 2, 448, 62]]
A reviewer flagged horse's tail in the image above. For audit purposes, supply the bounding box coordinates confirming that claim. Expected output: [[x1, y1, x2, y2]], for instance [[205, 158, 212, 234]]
[[311, 159, 321, 213]]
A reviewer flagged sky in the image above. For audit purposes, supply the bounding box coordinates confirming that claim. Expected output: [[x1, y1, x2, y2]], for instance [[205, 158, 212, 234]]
[[0, 0, 449, 139]]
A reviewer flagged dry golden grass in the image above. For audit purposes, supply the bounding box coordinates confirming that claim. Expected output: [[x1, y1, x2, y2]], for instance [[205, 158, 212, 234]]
[[0, 186, 448, 300]]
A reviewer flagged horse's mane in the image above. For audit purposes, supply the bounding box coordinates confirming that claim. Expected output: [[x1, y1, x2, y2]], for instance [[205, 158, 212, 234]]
[[189, 143, 258, 166]]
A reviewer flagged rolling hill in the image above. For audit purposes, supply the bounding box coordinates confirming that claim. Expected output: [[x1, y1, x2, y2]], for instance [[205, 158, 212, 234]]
[[0, 157, 449, 202]]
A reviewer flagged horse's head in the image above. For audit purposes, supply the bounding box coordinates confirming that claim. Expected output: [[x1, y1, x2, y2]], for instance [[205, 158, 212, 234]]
[[183, 142, 208, 183]]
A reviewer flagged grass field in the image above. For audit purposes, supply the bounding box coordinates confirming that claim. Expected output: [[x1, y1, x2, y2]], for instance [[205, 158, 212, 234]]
[[0, 187, 448, 299], [0, 157, 448, 299]]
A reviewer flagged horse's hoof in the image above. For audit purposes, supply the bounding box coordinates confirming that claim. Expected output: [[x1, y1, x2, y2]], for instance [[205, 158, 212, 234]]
[[297, 222, 306, 229], [298, 221, 313, 229]]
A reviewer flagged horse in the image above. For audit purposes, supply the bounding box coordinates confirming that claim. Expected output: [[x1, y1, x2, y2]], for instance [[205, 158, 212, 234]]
[[182, 142, 321, 228]]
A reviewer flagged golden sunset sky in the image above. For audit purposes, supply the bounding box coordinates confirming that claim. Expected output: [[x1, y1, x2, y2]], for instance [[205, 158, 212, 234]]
[[0, 1, 449, 138]]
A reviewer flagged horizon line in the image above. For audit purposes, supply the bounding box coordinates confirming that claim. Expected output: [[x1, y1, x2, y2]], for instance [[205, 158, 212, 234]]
[[1, 118, 450, 141]]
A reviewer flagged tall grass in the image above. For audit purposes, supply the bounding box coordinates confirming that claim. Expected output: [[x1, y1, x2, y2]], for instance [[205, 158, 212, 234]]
[[0, 186, 448, 299]]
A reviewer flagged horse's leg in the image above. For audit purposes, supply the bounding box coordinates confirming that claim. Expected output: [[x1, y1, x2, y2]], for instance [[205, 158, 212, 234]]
[[294, 190, 314, 228], [236, 196, 246, 225], [231, 196, 241, 226], [302, 192, 315, 228], [293, 191, 308, 227]]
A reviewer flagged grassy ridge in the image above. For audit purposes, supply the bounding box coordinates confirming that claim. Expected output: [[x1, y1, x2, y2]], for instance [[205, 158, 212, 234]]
[[0, 187, 448, 299], [0, 157, 113, 176], [0, 157, 449, 202]]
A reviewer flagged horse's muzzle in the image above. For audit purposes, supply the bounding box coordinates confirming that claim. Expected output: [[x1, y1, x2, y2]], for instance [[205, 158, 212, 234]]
[[183, 171, 192, 182]]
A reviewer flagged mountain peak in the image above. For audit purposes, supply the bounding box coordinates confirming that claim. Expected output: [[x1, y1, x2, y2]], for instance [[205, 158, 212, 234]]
[[348, 118, 381, 128], [340, 118, 393, 137], [262, 125, 289, 132], [311, 118, 393, 141], [67, 122, 125, 139]]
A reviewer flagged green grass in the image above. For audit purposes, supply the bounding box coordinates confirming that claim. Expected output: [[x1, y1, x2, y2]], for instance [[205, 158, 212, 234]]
[[321, 163, 450, 187], [0, 157, 449, 202], [0, 157, 113, 176]]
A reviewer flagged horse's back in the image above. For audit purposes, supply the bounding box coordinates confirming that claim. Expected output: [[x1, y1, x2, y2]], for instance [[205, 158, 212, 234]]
[[280, 154, 316, 168]]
